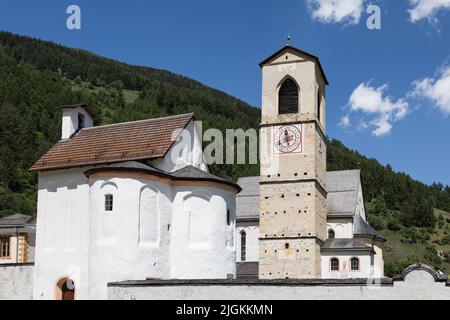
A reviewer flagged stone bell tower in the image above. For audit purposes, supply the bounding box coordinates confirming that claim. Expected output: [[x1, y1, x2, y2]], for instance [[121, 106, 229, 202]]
[[258, 45, 328, 279]]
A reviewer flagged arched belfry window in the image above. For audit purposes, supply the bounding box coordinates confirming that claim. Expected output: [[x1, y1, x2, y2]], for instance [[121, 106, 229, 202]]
[[278, 78, 299, 114]]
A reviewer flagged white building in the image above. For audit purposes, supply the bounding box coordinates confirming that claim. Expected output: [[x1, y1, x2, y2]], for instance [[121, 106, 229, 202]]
[[30, 105, 239, 300]]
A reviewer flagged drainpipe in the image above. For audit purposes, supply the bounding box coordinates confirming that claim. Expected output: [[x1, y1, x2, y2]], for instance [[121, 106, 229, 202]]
[[15, 226, 19, 263]]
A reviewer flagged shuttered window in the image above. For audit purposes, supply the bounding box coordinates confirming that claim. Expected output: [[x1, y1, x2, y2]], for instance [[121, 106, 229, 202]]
[[279, 78, 299, 114]]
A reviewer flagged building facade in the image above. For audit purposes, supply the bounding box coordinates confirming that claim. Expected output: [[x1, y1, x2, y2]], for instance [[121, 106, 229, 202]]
[[0, 214, 35, 264], [30, 105, 239, 300]]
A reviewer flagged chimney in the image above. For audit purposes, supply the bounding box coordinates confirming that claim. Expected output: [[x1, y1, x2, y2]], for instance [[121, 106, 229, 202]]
[[61, 104, 96, 140]]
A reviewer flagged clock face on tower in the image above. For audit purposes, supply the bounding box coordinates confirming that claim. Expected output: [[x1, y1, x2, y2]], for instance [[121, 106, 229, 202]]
[[274, 124, 302, 154]]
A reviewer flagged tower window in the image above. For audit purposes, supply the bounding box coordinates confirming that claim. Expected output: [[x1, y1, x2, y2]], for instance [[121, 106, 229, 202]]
[[317, 87, 322, 122], [77, 113, 85, 132], [330, 258, 339, 271], [278, 78, 299, 114], [328, 229, 335, 239], [350, 257, 360, 271], [240, 231, 246, 262], [104, 194, 113, 212], [227, 209, 231, 226], [0, 237, 10, 258]]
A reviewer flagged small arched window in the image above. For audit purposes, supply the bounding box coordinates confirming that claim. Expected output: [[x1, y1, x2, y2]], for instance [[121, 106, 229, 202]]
[[330, 258, 339, 271], [104, 194, 113, 212], [240, 231, 247, 262], [350, 257, 360, 271], [317, 87, 322, 122], [278, 78, 299, 114], [328, 229, 335, 239]]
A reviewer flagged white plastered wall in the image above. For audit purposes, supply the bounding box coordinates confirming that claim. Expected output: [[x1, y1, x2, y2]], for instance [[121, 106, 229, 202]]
[[327, 218, 353, 239], [169, 186, 236, 279], [34, 166, 237, 299], [235, 222, 259, 262], [150, 120, 208, 173], [321, 251, 373, 279], [33, 168, 91, 300]]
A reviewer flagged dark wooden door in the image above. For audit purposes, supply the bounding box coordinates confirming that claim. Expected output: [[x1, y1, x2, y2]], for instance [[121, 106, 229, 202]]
[[61, 280, 75, 300]]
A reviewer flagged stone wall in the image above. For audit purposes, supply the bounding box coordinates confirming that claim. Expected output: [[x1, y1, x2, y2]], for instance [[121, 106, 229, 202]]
[[0, 263, 34, 300], [108, 264, 450, 300]]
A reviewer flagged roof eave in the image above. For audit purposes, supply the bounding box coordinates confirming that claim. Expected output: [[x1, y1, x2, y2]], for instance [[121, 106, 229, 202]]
[[84, 166, 241, 193], [259, 45, 329, 85], [60, 103, 98, 120]]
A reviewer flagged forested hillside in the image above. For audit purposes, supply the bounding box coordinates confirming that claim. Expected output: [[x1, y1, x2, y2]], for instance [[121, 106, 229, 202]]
[[0, 31, 449, 274]]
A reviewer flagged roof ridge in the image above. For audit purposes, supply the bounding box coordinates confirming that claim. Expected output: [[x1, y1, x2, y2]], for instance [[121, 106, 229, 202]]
[[81, 113, 194, 131]]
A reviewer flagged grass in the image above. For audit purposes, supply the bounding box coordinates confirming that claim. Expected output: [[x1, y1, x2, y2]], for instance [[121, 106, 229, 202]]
[[70, 78, 140, 104], [379, 208, 450, 276], [123, 89, 140, 104]]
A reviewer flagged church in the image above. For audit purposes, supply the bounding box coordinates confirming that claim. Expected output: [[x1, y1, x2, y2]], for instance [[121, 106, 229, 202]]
[[29, 44, 385, 300]]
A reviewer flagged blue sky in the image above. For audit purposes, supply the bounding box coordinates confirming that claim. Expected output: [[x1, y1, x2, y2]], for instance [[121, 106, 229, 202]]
[[0, 0, 449, 185]]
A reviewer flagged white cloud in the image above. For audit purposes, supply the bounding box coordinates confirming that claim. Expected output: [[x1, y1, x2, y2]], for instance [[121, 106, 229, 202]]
[[410, 65, 450, 115], [339, 114, 351, 128], [408, 0, 450, 23], [306, 0, 365, 24], [346, 83, 409, 137]]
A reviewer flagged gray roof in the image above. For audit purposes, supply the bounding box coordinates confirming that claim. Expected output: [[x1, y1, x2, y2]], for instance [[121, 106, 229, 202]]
[[171, 165, 227, 182], [321, 239, 374, 252], [236, 177, 260, 220], [327, 170, 360, 192], [0, 214, 34, 226], [236, 170, 362, 220], [85, 163, 241, 191], [354, 214, 385, 241], [326, 170, 360, 216], [104, 161, 163, 172]]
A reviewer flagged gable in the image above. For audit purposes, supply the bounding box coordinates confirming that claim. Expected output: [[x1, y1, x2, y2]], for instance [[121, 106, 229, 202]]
[[259, 45, 329, 85]]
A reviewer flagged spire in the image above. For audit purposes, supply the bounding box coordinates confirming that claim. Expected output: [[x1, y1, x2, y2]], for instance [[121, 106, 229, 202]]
[[286, 34, 292, 46]]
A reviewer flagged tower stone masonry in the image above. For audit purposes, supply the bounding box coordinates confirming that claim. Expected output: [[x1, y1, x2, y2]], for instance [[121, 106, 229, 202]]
[[259, 45, 328, 279]]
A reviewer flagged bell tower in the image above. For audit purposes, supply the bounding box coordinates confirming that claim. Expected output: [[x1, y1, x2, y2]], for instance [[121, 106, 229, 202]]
[[258, 45, 329, 279]]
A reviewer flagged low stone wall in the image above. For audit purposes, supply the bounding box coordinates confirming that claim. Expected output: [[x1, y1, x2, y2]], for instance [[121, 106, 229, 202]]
[[108, 264, 450, 300], [0, 263, 34, 300]]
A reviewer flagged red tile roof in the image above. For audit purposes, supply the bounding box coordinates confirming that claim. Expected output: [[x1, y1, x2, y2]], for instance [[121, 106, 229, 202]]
[[30, 113, 194, 171]]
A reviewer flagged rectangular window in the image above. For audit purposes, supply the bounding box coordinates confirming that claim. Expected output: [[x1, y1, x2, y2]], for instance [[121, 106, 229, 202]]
[[78, 113, 85, 131], [227, 209, 231, 226], [240, 231, 246, 262], [105, 194, 113, 212], [0, 237, 10, 258]]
